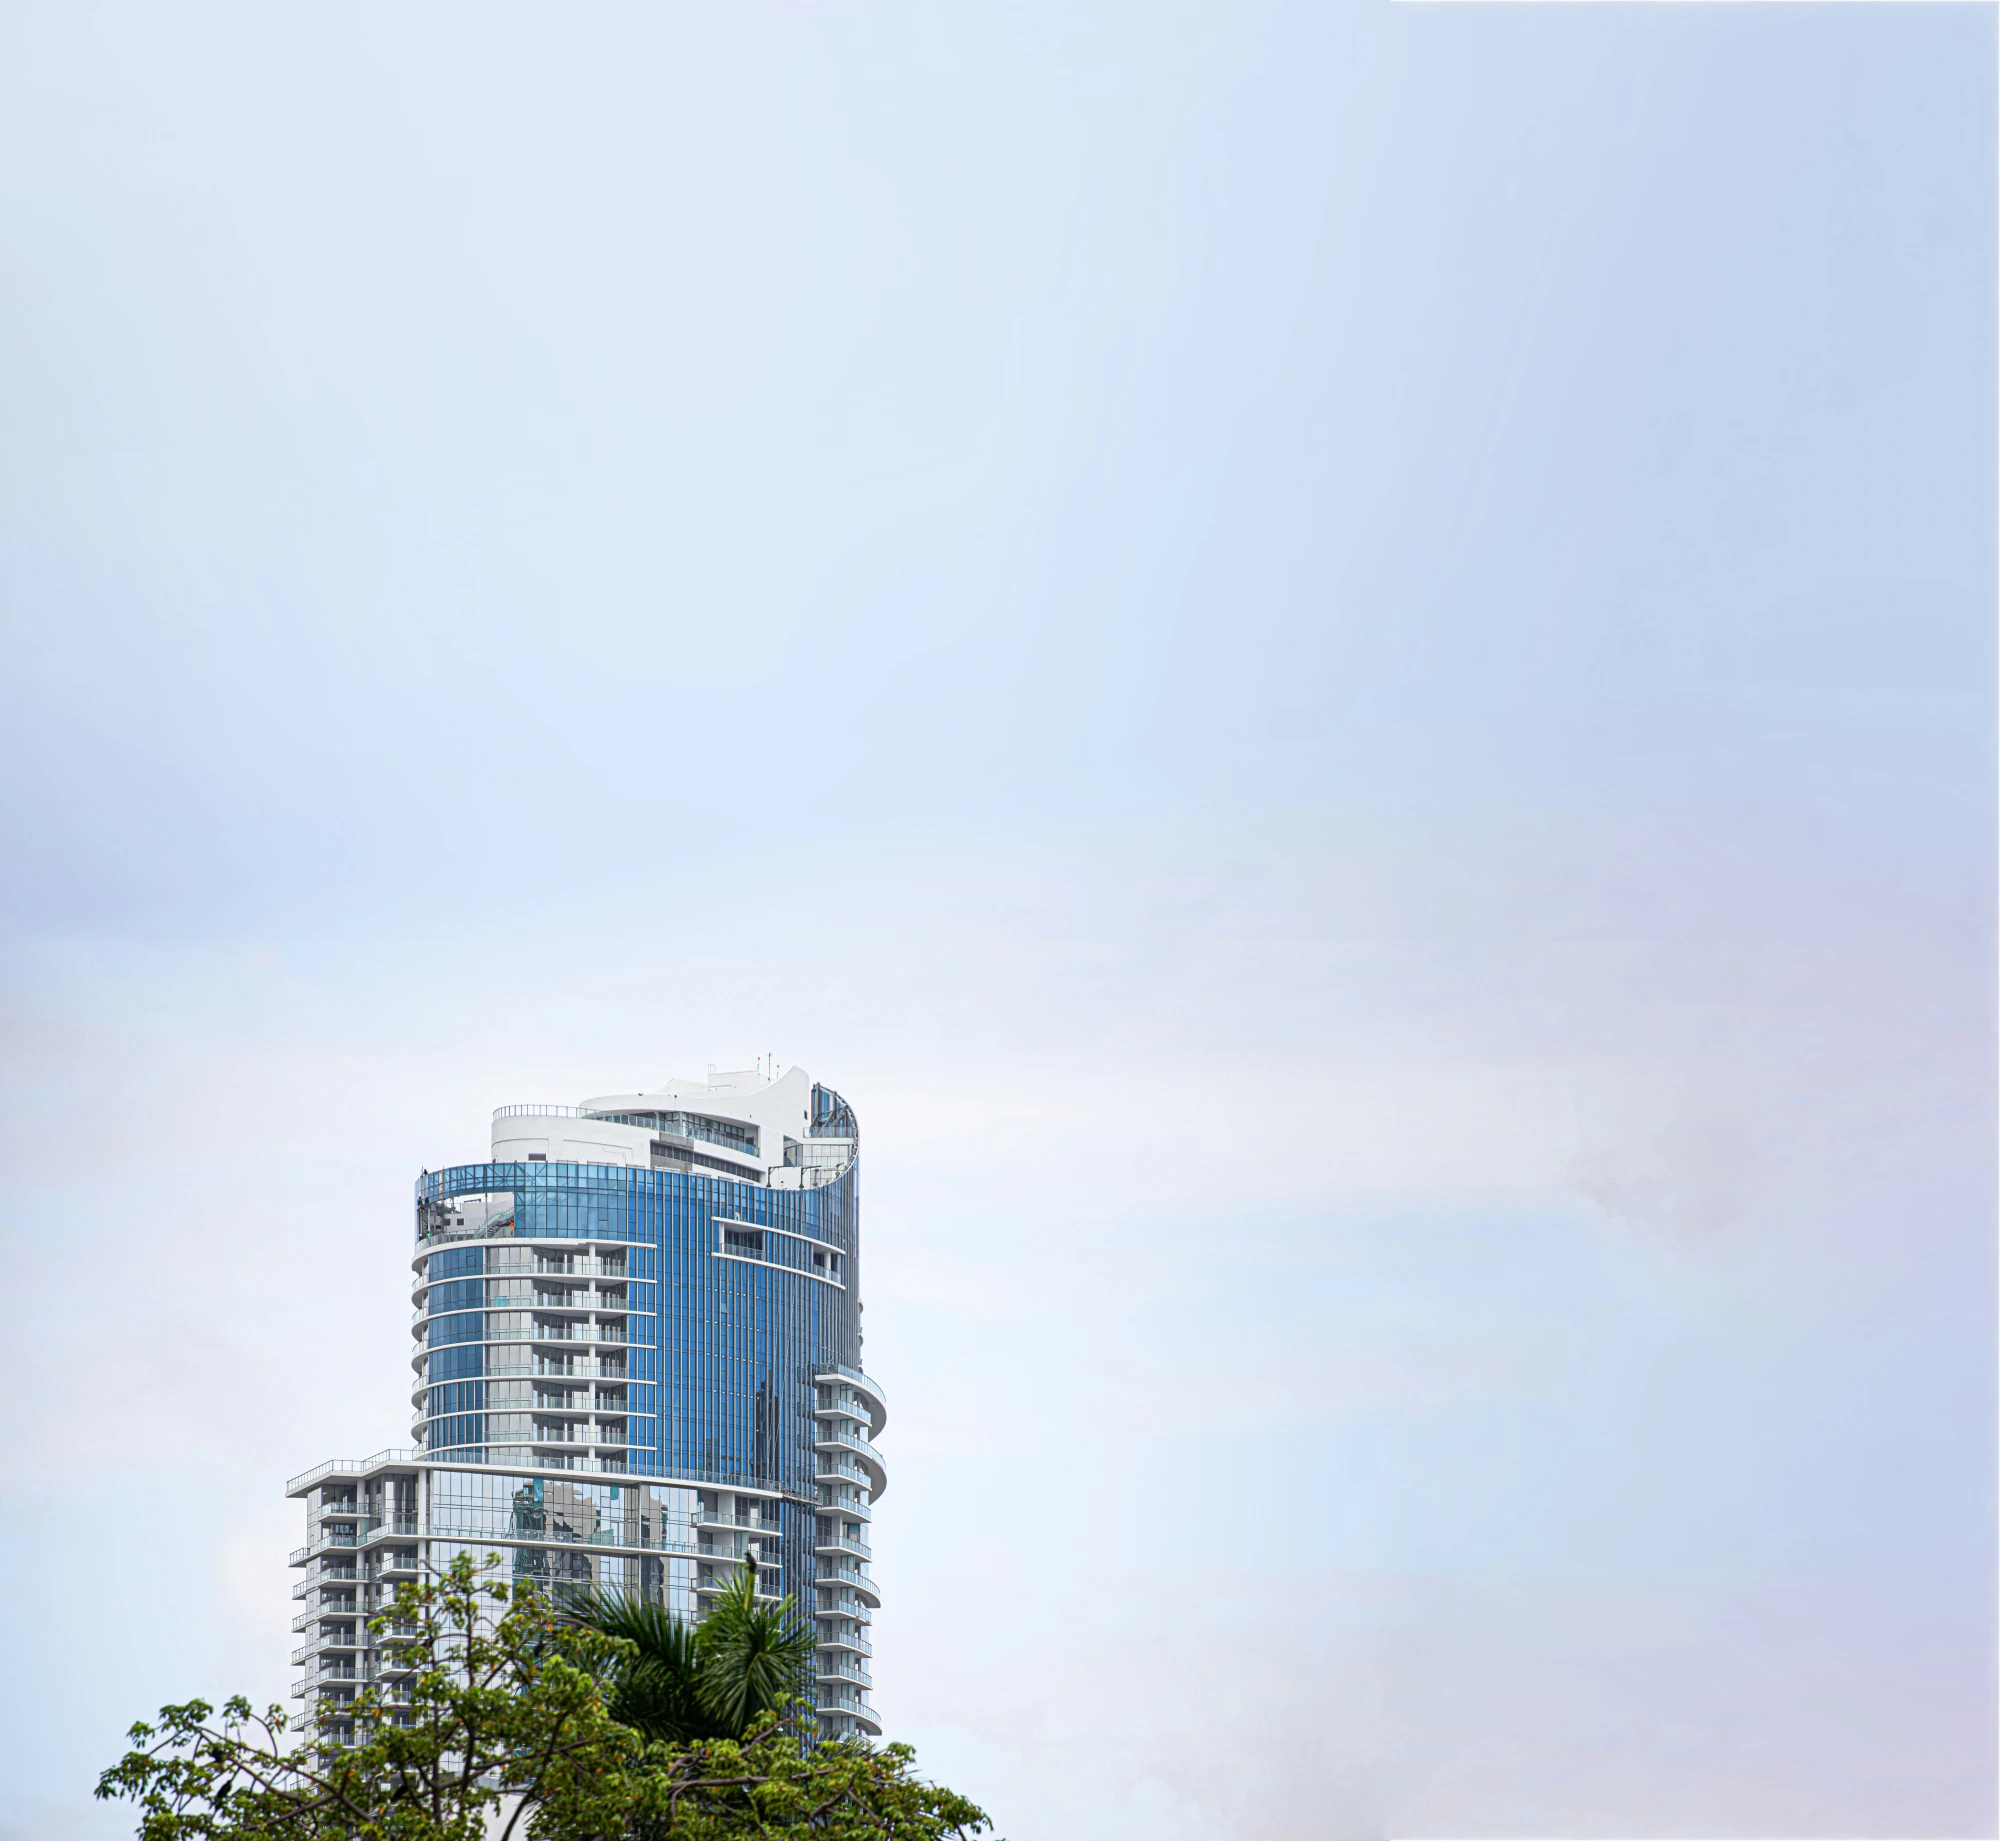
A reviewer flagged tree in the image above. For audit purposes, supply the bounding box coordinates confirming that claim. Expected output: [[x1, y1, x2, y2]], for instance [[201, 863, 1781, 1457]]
[[606, 1720, 992, 1841], [96, 1554, 992, 1841], [557, 1557, 816, 1744], [96, 1554, 649, 1841]]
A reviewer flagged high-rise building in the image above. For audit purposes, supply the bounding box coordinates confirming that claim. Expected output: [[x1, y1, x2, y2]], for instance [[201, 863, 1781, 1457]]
[[284, 1064, 885, 1739]]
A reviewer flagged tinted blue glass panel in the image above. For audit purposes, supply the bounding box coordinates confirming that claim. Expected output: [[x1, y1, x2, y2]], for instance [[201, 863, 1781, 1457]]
[[427, 1311, 485, 1346], [427, 1381, 485, 1415], [427, 1278, 484, 1314], [430, 1413, 485, 1449], [430, 1343, 484, 1381], [427, 1247, 486, 1281]]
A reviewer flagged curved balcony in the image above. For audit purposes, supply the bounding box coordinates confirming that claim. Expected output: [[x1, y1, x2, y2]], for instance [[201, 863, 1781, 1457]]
[[814, 1564, 880, 1608], [815, 1692, 882, 1736], [813, 1367, 887, 1435], [813, 1530, 872, 1563], [814, 1624, 873, 1657], [811, 1424, 886, 1500], [815, 1597, 873, 1630], [815, 1456, 874, 1492], [412, 1290, 609, 1322]]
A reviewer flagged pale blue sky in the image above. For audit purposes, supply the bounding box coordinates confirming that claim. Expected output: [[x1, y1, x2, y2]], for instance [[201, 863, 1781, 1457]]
[[0, 5, 1991, 1836]]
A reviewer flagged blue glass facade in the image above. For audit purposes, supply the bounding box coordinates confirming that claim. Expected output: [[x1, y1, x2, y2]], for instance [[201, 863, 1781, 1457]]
[[407, 1149, 864, 1616], [286, 1072, 884, 1738]]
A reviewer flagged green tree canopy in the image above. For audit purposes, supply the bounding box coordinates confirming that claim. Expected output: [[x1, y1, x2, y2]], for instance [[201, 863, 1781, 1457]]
[[96, 1553, 991, 1841]]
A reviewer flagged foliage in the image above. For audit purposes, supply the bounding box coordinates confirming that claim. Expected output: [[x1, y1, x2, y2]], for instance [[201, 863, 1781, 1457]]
[[557, 1559, 816, 1744], [96, 1553, 644, 1841], [608, 1717, 991, 1841], [96, 1553, 994, 1841]]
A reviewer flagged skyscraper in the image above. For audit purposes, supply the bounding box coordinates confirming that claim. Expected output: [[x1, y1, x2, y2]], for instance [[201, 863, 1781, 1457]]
[[285, 1064, 884, 1738]]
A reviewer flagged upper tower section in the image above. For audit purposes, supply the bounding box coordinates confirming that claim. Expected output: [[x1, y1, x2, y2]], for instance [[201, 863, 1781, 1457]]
[[490, 1064, 858, 1191]]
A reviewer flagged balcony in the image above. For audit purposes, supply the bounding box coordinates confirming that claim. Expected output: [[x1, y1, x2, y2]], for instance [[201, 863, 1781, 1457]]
[[470, 1352, 631, 1382], [290, 1600, 352, 1632], [692, 1505, 783, 1534], [546, 1355, 624, 1378], [533, 1256, 626, 1279], [292, 1627, 367, 1664], [507, 1322, 630, 1345], [477, 1250, 629, 1282], [815, 1690, 881, 1734], [813, 1531, 872, 1563], [814, 1565, 880, 1607], [812, 1366, 887, 1434], [696, 1534, 781, 1563], [810, 1426, 886, 1499], [693, 1563, 784, 1603], [290, 1533, 355, 1566], [426, 1449, 642, 1478], [815, 1627, 873, 1658], [291, 1602, 356, 1631]]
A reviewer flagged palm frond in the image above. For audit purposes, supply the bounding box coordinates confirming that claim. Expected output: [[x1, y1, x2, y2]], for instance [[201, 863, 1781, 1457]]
[[693, 1561, 817, 1736], [555, 1586, 715, 1742]]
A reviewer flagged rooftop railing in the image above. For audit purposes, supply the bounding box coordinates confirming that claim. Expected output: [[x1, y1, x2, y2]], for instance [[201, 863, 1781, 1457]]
[[492, 1105, 761, 1159], [286, 1450, 420, 1496]]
